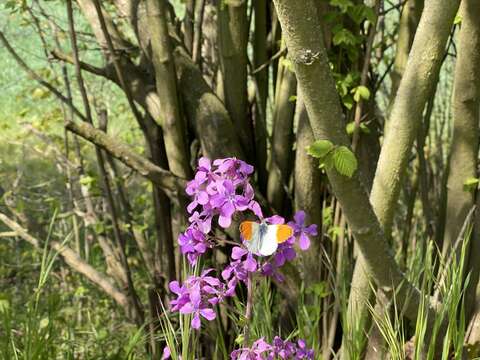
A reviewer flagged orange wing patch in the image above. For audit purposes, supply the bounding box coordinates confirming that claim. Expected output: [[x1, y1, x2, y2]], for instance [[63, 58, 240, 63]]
[[239, 221, 255, 241], [276, 225, 293, 243]]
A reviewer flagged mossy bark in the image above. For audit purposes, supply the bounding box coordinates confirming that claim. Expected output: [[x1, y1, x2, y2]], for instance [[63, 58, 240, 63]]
[[267, 47, 296, 213], [271, 0, 442, 331], [146, 0, 191, 180], [346, 0, 459, 351], [447, 0, 480, 345]]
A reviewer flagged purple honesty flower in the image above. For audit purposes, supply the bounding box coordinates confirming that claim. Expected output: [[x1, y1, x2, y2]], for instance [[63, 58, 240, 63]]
[[162, 346, 171, 359], [274, 238, 297, 267], [231, 337, 314, 360], [178, 225, 211, 265], [213, 158, 254, 181], [185, 159, 213, 214], [180, 157, 264, 265], [261, 262, 285, 282], [288, 211, 318, 251], [264, 215, 285, 225], [169, 269, 227, 330], [230, 338, 272, 359], [210, 180, 253, 228], [270, 336, 296, 359], [222, 246, 258, 295], [179, 282, 216, 329], [295, 339, 315, 359]]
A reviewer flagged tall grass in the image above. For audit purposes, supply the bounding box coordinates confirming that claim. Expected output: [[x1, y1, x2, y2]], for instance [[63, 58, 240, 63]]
[[1, 214, 474, 360]]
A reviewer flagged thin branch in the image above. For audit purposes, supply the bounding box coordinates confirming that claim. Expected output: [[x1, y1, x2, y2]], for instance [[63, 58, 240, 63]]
[[50, 50, 108, 77], [251, 47, 287, 74], [0, 31, 88, 122], [64, 120, 187, 202]]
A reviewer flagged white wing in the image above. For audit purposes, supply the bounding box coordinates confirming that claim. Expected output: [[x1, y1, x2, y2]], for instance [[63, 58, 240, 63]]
[[259, 225, 279, 256], [245, 223, 262, 255]]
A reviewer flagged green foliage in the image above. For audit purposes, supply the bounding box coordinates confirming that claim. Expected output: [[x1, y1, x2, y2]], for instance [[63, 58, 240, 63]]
[[352, 85, 371, 102], [463, 177, 479, 192], [306, 139, 334, 159], [332, 146, 357, 177], [346, 121, 370, 135], [307, 140, 358, 178]]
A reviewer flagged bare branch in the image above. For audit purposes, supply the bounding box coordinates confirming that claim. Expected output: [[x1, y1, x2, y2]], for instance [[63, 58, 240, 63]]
[[50, 49, 108, 77], [65, 120, 187, 202], [0, 31, 88, 123]]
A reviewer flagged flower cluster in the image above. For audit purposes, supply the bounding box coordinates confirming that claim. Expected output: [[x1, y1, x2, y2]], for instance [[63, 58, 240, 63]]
[[169, 269, 226, 329], [171, 157, 317, 334], [222, 246, 258, 294], [230, 336, 314, 359], [180, 158, 262, 265]]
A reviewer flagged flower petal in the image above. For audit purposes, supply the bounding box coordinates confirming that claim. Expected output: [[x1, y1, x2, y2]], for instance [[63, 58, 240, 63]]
[[299, 233, 311, 250], [191, 313, 201, 329], [200, 308, 216, 321], [218, 214, 232, 228], [232, 246, 248, 260], [294, 210, 306, 225]]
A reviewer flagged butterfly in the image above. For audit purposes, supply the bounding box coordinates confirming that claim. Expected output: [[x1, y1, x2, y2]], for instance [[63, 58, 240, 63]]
[[239, 220, 294, 256]]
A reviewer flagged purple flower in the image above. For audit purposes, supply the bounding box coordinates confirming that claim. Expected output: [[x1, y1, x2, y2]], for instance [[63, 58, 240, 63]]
[[288, 211, 318, 251], [264, 215, 285, 225], [169, 281, 190, 312], [188, 210, 213, 234], [210, 180, 253, 228], [222, 246, 258, 295], [231, 337, 314, 360], [213, 158, 254, 181], [260, 262, 285, 282], [178, 225, 211, 265], [162, 346, 171, 359], [295, 339, 314, 359], [179, 282, 216, 329], [230, 338, 272, 359], [169, 269, 227, 330]]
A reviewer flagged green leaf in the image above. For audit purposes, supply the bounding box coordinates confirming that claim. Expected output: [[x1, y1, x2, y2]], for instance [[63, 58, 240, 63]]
[[349, 5, 376, 24], [342, 95, 354, 110], [288, 95, 297, 102], [332, 146, 358, 177], [454, 14, 462, 25], [330, 0, 354, 12], [79, 175, 95, 187], [333, 28, 358, 47], [322, 152, 335, 170], [306, 282, 331, 298], [463, 177, 479, 192], [352, 85, 370, 102], [307, 140, 334, 159], [346, 122, 355, 135], [360, 123, 371, 134], [346, 121, 370, 135]]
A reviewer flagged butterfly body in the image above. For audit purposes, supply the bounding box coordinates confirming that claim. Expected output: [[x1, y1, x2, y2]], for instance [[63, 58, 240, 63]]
[[239, 221, 293, 256]]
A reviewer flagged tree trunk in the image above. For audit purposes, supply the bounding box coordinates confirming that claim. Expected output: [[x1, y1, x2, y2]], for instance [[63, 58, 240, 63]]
[[217, 0, 252, 157], [271, 0, 441, 333], [267, 47, 296, 213], [345, 0, 459, 351]]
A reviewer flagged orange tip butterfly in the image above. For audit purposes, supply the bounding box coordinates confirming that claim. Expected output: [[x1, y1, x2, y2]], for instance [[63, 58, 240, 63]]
[[239, 221, 294, 256]]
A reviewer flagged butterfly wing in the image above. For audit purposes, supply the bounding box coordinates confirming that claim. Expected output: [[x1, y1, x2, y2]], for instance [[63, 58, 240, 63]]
[[239, 221, 255, 241], [276, 224, 294, 243], [240, 221, 262, 254], [240, 222, 294, 257], [258, 225, 280, 256]]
